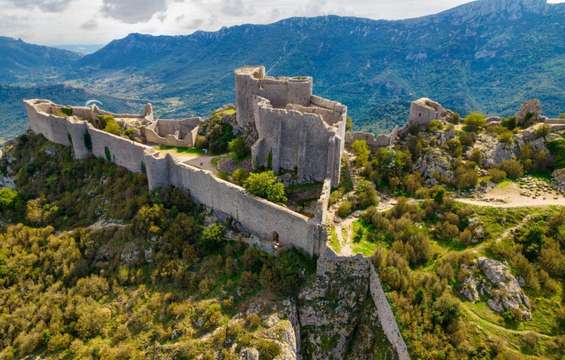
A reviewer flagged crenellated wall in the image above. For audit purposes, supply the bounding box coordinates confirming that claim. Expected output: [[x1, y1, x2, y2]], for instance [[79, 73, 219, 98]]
[[24, 99, 327, 256]]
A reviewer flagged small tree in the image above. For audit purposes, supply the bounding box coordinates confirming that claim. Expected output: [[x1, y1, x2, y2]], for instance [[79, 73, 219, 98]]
[[463, 112, 486, 132], [243, 171, 287, 203], [352, 140, 370, 168], [228, 137, 250, 160], [355, 180, 379, 209]]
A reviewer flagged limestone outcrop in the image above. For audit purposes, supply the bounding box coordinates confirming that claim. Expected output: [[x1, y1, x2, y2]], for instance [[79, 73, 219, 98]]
[[459, 257, 531, 320], [414, 148, 454, 185]]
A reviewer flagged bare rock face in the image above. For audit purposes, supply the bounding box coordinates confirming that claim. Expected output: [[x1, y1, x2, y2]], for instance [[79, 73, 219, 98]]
[[516, 99, 542, 126], [459, 257, 531, 320], [553, 168, 565, 192], [414, 148, 454, 185], [469, 133, 518, 167], [298, 252, 397, 360]]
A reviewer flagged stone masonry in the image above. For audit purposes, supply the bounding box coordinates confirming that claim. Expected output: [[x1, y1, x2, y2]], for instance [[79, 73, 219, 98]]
[[235, 66, 347, 187]]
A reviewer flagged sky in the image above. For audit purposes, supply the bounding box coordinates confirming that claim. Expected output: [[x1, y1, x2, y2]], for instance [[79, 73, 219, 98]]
[[0, 0, 563, 46]]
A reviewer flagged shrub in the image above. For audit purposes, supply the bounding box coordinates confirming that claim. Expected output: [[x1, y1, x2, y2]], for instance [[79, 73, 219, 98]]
[[463, 112, 486, 132], [498, 130, 514, 144], [62, 107, 73, 116], [502, 116, 517, 130], [352, 140, 370, 168], [205, 112, 235, 154], [355, 180, 379, 209], [454, 166, 478, 190], [337, 200, 353, 218], [432, 294, 461, 329], [231, 168, 249, 185], [428, 119, 444, 132], [547, 139, 565, 168], [103, 117, 124, 136], [228, 137, 249, 160], [499, 159, 524, 179], [488, 168, 507, 183], [0, 187, 18, 209], [199, 224, 226, 253], [243, 171, 287, 203]]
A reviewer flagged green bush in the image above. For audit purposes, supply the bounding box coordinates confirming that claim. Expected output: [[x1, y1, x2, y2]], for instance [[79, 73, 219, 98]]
[[547, 139, 565, 169], [231, 168, 249, 185], [204, 111, 235, 155], [351, 140, 370, 168], [0, 187, 18, 209], [243, 171, 287, 204], [228, 137, 249, 160], [102, 116, 124, 136], [463, 112, 486, 132], [355, 180, 379, 209], [499, 159, 524, 179], [498, 130, 514, 144], [337, 200, 353, 218]]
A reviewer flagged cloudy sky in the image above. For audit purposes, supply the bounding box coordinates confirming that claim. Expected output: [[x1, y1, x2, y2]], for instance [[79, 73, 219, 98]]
[[0, 0, 563, 46]]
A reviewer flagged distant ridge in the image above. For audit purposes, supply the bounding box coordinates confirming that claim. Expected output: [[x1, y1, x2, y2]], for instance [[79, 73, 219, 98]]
[[0, 0, 563, 138]]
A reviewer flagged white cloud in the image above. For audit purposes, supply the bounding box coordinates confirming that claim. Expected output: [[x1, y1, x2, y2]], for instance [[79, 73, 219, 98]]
[[101, 0, 168, 24], [0, 0, 75, 12], [0, 0, 562, 46]]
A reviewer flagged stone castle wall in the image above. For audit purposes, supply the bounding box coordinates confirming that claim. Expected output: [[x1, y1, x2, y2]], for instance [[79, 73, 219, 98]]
[[252, 96, 344, 185], [24, 99, 327, 256], [235, 66, 313, 128], [235, 66, 346, 187]]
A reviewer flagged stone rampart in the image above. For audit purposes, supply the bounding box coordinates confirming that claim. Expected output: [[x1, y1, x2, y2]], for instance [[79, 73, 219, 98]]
[[252, 96, 344, 186], [24, 99, 326, 256], [368, 262, 410, 360]]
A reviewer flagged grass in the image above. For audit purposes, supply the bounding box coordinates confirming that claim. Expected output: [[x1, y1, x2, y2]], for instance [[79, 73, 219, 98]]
[[328, 226, 341, 253], [495, 179, 514, 189], [157, 145, 205, 154], [350, 220, 385, 256]]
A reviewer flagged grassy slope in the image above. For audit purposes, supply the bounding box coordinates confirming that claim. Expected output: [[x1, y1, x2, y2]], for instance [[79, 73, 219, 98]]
[[349, 204, 564, 359]]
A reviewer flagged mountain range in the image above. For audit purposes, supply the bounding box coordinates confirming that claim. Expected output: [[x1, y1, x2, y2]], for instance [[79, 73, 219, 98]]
[[0, 0, 563, 140]]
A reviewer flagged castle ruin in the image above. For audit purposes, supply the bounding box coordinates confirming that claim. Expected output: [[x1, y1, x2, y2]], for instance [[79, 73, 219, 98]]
[[235, 66, 347, 187]]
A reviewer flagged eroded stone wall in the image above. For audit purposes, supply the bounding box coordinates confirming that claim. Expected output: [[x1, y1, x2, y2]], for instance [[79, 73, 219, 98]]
[[24, 99, 326, 256], [252, 96, 344, 186]]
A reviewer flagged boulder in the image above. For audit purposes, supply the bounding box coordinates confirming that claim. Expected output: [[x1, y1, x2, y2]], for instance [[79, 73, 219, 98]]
[[459, 257, 531, 320]]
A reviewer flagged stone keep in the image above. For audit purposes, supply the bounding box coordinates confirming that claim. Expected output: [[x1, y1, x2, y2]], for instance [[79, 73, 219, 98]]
[[235, 66, 347, 187], [408, 98, 446, 126]]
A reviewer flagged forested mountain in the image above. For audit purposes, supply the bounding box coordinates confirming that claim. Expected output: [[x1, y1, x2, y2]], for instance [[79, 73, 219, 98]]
[[0, 0, 564, 139], [0, 37, 79, 83]]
